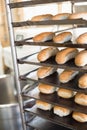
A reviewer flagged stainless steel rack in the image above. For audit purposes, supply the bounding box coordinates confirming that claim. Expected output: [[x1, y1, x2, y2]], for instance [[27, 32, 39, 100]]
[[5, 0, 87, 130]]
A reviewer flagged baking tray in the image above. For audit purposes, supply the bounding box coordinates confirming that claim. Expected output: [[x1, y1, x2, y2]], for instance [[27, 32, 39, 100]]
[[23, 87, 87, 114], [25, 105, 87, 130], [19, 67, 39, 81], [18, 52, 87, 72], [13, 19, 87, 27], [9, 0, 87, 8], [20, 68, 87, 94], [39, 71, 87, 94], [27, 116, 71, 130], [15, 40, 87, 49]]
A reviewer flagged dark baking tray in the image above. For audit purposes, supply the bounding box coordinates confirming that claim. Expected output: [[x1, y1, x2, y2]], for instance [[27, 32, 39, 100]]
[[15, 40, 87, 49], [39, 71, 87, 94], [13, 19, 87, 27], [27, 116, 71, 130], [23, 87, 87, 114], [25, 105, 87, 130], [18, 52, 87, 72], [20, 67, 87, 94], [9, 0, 87, 8]]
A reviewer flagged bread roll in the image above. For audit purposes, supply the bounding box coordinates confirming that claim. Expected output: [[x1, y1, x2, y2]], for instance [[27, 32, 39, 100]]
[[37, 47, 59, 62], [52, 13, 70, 20], [33, 32, 55, 42], [75, 50, 87, 67], [69, 12, 87, 20], [31, 14, 53, 21], [38, 83, 56, 94], [72, 111, 87, 123], [36, 100, 52, 111], [78, 73, 87, 89], [54, 105, 71, 117], [53, 32, 72, 43], [37, 66, 56, 79], [55, 48, 78, 64], [74, 93, 87, 106], [57, 88, 74, 99], [59, 69, 78, 83], [76, 32, 87, 44]]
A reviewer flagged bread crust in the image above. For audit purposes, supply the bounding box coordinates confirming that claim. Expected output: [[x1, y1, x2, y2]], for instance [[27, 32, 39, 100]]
[[33, 32, 55, 42], [52, 13, 70, 20], [53, 32, 72, 43], [55, 48, 78, 64], [69, 12, 87, 20], [38, 83, 56, 94], [72, 111, 87, 122], [54, 105, 71, 117], [37, 47, 59, 62], [76, 33, 87, 44], [31, 14, 53, 21], [75, 50, 87, 67], [75, 93, 87, 106], [36, 100, 52, 110], [78, 73, 87, 89], [37, 66, 56, 79], [59, 69, 78, 83], [57, 88, 74, 99]]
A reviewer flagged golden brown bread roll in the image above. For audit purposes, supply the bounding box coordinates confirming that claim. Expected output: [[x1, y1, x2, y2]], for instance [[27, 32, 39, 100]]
[[72, 111, 87, 123], [75, 50, 87, 67], [76, 32, 87, 44], [31, 14, 53, 21], [57, 88, 75, 99], [37, 66, 56, 79], [37, 47, 59, 62], [59, 69, 78, 83], [53, 32, 72, 43], [38, 83, 56, 94], [33, 32, 55, 42], [74, 93, 87, 106], [36, 100, 52, 111], [54, 105, 71, 117], [52, 13, 70, 20], [55, 48, 78, 64], [69, 12, 87, 20], [78, 73, 87, 89]]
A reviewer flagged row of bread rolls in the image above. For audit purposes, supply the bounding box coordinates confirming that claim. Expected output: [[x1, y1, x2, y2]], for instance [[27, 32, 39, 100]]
[[37, 46, 87, 67], [33, 30, 87, 44], [31, 12, 87, 21], [33, 31, 72, 43], [38, 83, 87, 106], [36, 100, 87, 122], [58, 88, 87, 107], [36, 100, 71, 116], [60, 70, 87, 89], [37, 66, 87, 89], [31, 13, 70, 21]]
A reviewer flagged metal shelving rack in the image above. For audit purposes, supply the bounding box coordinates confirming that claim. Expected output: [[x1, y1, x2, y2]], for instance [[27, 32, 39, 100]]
[[5, 0, 87, 130]]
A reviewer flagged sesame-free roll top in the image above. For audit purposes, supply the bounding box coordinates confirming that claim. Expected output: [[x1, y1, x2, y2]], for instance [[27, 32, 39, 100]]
[[31, 14, 53, 21], [53, 32, 72, 43], [55, 48, 78, 64], [37, 66, 56, 79], [37, 47, 59, 62], [33, 32, 55, 42]]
